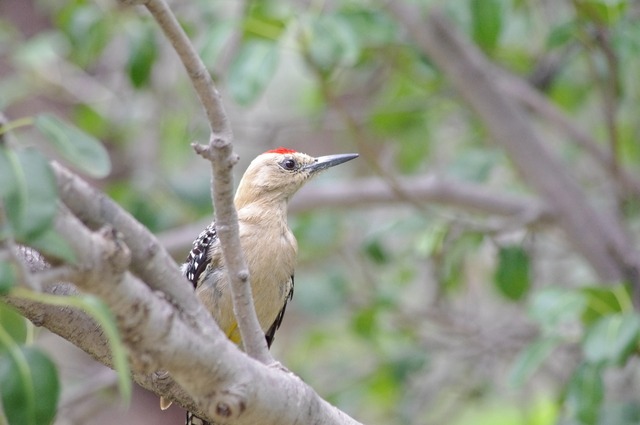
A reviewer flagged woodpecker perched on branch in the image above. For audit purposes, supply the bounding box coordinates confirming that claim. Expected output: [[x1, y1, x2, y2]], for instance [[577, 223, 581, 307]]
[[178, 147, 358, 425]]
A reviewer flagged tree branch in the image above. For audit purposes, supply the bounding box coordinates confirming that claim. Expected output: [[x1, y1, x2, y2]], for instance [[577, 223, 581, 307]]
[[193, 143, 273, 364], [291, 175, 553, 220], [159, 175, 555, 258], [133, 0, 271, 363], [14, 202, 361, 424], [1, 265, 191, 409], [496, 68, 640, 198], [388, 5, 639, 287], [53, 163, 211, 327]]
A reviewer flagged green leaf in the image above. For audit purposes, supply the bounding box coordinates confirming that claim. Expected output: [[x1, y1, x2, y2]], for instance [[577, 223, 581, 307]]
[[302, 14, 360, 74], [0, 346, 59, 425], [470, 0, 503, 52], [364, 238, 390, 265], [335, 8, 398, 49], [580, 284, 632, 325], [0, 262, 17, 296], [528, 287, 586, 331], [574, 0, 628, 26], [493, 246, 530, 301], [509, 337, 560, 387], [57, 3, 112, 67], [199, 22, 234, 66], [439, 231, 484, 292], [0, 146, 18, 201], [27, 228, 76, 264], [415, 224, 447, 257], [364, 364, 401, 408], [0, 302, 27, 349], [127, 24, 158, 89], [3, 149, 58, 241], [565, 363, 603, 425], [34, 113, 111, 178], [448, 148, 500, 183], [11, 33, 66, 71], [546, 21, 579, 49], [371, 108, 426, 137], [73, 104, 110, 139], [228, 39, 279, 106], [16, 150, 57, 240], [352, 306, 377, 338], [549, 76, 593, 112], [10, 289, 131, 402], [583, 314, 640, 367], [243, 1, 290, 41], [0, 146, 23, 238], [76, 294, 131, 402]]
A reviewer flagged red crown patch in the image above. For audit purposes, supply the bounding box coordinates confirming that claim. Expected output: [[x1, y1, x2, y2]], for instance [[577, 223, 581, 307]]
[[266, 147, 297, 155]]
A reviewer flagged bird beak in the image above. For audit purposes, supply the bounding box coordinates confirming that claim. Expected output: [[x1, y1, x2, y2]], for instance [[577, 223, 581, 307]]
[[304, 153, 359, 174]]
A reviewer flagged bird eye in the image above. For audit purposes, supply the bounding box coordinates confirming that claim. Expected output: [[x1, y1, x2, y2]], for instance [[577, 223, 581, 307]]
[[280, 158, 297, 171]]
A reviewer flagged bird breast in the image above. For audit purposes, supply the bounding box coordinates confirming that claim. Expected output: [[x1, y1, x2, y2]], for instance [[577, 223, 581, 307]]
[[239, 218, 297, 331]]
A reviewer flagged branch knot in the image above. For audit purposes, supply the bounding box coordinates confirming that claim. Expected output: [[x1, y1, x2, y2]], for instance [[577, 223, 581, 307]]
[[211, 137, 229, 149], [97, 226, 131, 273], [208, 389, 247, 420]]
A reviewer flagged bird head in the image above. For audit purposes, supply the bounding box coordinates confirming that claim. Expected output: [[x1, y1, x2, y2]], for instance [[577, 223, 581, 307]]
[[235, 147, 358, 208]]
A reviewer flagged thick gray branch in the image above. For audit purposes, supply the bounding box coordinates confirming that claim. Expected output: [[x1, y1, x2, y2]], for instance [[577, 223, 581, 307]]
[[53, 163, 212, 328], [43, 205, 361, 424]]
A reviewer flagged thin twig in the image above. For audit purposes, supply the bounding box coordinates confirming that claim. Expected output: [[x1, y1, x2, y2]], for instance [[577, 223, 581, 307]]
[[192, 143, 272, 365], [141, 0, 271, 363], [143, 0, 232, 139]]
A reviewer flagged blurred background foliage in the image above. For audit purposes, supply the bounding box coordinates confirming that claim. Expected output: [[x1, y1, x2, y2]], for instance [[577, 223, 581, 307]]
[[1, 0, 640, 424]]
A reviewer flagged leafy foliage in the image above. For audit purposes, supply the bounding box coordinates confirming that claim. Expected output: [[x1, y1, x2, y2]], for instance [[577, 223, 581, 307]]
[[34, 114, 111, 178], [0, 346, 60, 425], [0, 304, 58, 425], [2, 0, 640, 423]]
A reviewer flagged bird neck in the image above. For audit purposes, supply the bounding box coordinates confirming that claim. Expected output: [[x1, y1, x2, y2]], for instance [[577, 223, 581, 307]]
[[235, 197, 290, 228]]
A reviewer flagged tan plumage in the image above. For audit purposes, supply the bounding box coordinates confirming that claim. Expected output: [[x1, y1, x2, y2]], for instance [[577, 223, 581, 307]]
[[173, 148, 358, 425]]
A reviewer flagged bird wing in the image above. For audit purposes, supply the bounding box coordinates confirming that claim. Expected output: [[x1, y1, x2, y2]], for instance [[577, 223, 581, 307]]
[[183, 221, 294, 349], [183, 222, 217, 287], [265, 275, 294, 348]]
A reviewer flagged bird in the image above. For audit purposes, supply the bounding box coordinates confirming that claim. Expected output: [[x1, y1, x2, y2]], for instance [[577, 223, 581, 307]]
[[171, 147, 358, 425]]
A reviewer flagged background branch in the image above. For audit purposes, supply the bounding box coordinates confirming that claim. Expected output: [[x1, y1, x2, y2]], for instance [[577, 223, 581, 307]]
[[497, 68, 640, 198], [159, 175, 554, 258], [388, 4, 639, 289]]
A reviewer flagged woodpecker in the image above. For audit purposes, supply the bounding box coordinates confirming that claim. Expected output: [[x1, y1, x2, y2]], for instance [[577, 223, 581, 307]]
[[177, 147, 358, 425]]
